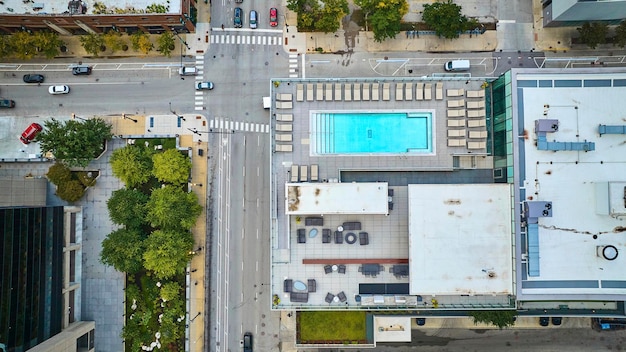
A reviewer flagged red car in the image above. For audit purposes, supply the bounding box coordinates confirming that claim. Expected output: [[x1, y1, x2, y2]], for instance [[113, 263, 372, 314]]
[[269, 8, 278, 27], [20, 123, 43, 144]]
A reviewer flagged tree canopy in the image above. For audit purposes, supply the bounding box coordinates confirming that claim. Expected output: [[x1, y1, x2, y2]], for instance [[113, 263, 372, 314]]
[[615, 20, 626, 49], [287, 0, 349, 33], [103, 31, 126, 53], [79, 33, 105, 56], [146, 186, 202, 230], [107, 188, 149, 229], [470, 310, 517, 329], [143, 229, 194, 279], [131, 31, 153, 54], [577, 22, 608, 49], [110, 145, 154, 187], [100, 228, 147, 273], [36, 117, 113, 167], [422, 0, 471, 39], [152, 149, 191, 185], [357, 0, 408, 42], [157, 31, 175, 57]]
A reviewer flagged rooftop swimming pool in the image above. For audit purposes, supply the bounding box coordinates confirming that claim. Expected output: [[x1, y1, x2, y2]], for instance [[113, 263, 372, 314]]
[[310, 110, 433, 155]]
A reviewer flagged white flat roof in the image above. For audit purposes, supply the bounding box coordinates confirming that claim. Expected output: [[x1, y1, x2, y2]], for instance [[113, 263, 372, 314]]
[[285, 182, 389, 215], [517, 72, 626, 296], [373, 316, 412, 343], [408, 184, 514, 296]]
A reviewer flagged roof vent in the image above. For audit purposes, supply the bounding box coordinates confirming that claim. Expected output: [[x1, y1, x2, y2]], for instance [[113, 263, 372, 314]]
[[597, 245, 618, 261]]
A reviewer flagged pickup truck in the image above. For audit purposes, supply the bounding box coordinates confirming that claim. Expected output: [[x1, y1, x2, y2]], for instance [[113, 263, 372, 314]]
[[0, 99, 16, 108]]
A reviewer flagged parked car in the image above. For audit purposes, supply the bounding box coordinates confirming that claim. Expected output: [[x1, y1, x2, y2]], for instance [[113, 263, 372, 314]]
[[48, 85, 70, 95], [234, 7, 243, 28], [196, 82, 214, 90], [243, 332, 253, 352], [269, 8, 278, 27], [20, 123, 43, 144], [249, 10, 258, 29], [235, 0, 242, 3], [23, 74, 45, 83], [178, 67, 198, 76], [539, 317, 550, 327], [551, 317, 562, 326], [72, 66, 92, 75], [0, 99, 16, 108], [593, 318, 626, 331]]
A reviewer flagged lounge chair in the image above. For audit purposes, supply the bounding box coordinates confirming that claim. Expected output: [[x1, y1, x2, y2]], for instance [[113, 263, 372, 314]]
[[467, 100, 485, 109], [290, 165, 299, 182], [424, 83, 432, 100], [416, 83, 424, 101], [324, 265, 332, 274], [306, 83, 314, 101], [276, 124, 292, 132], [276, 114, 293, 122], [468, 119, 486, 128], [467, 109, 486, 118], [395, 83, 403, 101], [334, 83, 342, 101], [290, 292, 308, 303], [311, 164, 319, 182], [354, 83, 361, 101], [343, 222, 361, 230], [325, 83, 333, 101], [284, 279, 293, 292], [446, 88, 464, 97], [371, 83, 379, 101], [325, 292, 335, 303], [447, 99, 464, 108], [447, 109, 465, 118], [296, 84, 304, 102], [447, 138, 466, 147], [344, 83, 352, 101], [297, 229, 306, 243], [447, 119, 465, 127], [337, 291, 347, 303], [276, 101, 293, 109], [467, 140, 487, 149], [435, 82, 443, 100], [334, 231, 343, 244], [362, 83, 370, 101], [275, 144, 292, 152], [338, 265, 346, 274], [469, 130, 488, 139], [322, 229, 331, 243], [447, 129, 466, 138], [276, 93, 293, 101], [382, 83, 390, 101], [300, 165, 308, 182], [308, 279, 316, 292], [316, 83, 324, 101], [359, 232, 369, 245], [405, 83, 413, 101], [467, 90, 485, 98], [275, 134, 292, 142], [305, 217, 323, 226]]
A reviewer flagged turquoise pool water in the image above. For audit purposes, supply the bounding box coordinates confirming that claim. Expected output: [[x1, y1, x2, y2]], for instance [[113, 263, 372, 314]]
[[311, 111, 433, 154]]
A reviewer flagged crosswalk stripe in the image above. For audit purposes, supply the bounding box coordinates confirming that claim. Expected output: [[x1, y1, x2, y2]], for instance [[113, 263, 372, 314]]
[[195, 107, 203, 111], [196, 55, 203, 59], [195, 97, 203, 101]]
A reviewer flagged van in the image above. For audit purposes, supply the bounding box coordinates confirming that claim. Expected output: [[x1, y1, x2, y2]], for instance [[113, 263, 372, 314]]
[[178, 67, 197, 76], [20, 123, 43, 144], [444, 60, 470, 72]]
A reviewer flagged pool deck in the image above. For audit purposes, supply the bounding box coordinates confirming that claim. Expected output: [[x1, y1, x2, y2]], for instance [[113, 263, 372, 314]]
[[268, 77, 497, 310]]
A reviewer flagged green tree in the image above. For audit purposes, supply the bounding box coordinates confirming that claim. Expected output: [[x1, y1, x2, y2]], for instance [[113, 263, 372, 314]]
[[146, 186, 202, 230], [46, 162, 72, 185], [422, 0, 468, 39], [107, 188, 149, 229], [103, 31, 125, 53], [0, 35, 14, 58], [614, 20, 626, 48], [159, 293, 185, 344], [315, 0, 349, 33], [79, 33, 105, 56], [36, 118, 113, 167], [143, 229, 194, 279], [160, 282, 182, 302], [33, 31, 64, 59], [152, 149, 191, 185], [157, 31, 175, 57], [110, 145, 154, 187], [357, 0, 408, 42], [577, 22, 608, 49], [11, 31, 37, 60], [100, 228, 146, 273], [56, 180, 86, 202], [131, 31, 153, 54], [470, 310, 517, 329]]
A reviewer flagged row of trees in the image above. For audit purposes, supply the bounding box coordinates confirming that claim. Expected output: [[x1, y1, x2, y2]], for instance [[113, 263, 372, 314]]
[[0, 31, 64, 59], [577, 20, 626, 49], [79, 31, 176, 56], [287, 0, 350, 34], [101, 145, 201, 350]]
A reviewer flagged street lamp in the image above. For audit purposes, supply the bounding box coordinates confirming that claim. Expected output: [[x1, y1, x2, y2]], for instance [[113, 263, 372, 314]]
[[169, 102, 185, 121], [122, 113, 137, 123], [172, 29, 191, 69], [71, 113, 87, 121], [187, 127, 234, 135]]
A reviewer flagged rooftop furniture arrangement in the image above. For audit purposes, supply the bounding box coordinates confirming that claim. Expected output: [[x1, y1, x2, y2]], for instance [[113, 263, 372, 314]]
[[324, 265, 333, 274], [405, 83, 413, 101], [447, 88, 464, 97], [337, 291, 347, 302], [276, 133, 292, 142], [306, 83, 314, 101], [276, 113, 293, 121], [469, 130, 488, 139], [468, 119, 486, 128], [447, 119, 465, 127], [325, 292, 335, 303], [447, 99, 464, 108], [467, 100, 485, 109], [382, 83, 390, 101], [276, 93, 293, 101], [416, 83, 424, 101], [284, 279, 293, 292], [354, 83, 361, 101], [448, 129, 466, 138], [276, 123, 293, 132], [297, 229, 306, 243], [467, 90, 485, 98], [342, 222, 362, 230], [322, 229, 331, 243], [345, 232, 357, 244], [424, 83, 432, 100], [447, 139, 466, 147], [359, 263, 383, 276], [296, 84, 304, 101], [308, 279, 317, 292], [338, 264, 346, 274], [396, 83, 403, 101], [447, 109, 465, 118], [359, 232, 369, 245], [391, 264, 409, 278], [334, 231, 344, 244], [276, 101, 292, 109], [598, 124, 626, 136], [275, 144, 292, 152], [290, 292, 308, 303], [310, 164, 319, 182], [345, 83, 352, 101], [435, 82, 443, 100], [467, 109, 486, 118], [467, 141, 487, 149], [305, 217, 323, 226]]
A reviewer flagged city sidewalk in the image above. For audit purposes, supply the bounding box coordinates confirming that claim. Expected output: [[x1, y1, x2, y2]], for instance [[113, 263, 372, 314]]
[[111, 113, 209, 352]]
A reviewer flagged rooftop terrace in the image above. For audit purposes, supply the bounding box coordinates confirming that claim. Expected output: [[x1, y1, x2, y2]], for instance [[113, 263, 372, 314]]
[[0, 0, 178, 15]]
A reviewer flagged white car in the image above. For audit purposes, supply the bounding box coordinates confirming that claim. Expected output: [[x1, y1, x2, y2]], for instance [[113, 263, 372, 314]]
[[48, 85, 70, 95], [196, 82, 214, 90]]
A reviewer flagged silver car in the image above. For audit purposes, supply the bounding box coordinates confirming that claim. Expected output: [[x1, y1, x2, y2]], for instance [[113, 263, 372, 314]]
[[249, 10, 257, 29], [48, 85, 70, 95]]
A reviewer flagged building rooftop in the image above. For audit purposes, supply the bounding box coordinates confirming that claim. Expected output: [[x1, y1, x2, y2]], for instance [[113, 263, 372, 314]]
[[512, 69, 626, 301], [0, 0, 178, 15]]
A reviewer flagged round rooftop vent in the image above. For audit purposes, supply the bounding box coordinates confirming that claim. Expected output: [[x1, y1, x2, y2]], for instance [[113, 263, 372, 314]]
[[599, 245, 618, 261]]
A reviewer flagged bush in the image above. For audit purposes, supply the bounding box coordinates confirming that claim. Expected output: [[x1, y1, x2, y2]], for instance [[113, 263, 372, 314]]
[[76, 171, 97, 187], [46, 162, 72, 185], [56, 180, 86, 202]]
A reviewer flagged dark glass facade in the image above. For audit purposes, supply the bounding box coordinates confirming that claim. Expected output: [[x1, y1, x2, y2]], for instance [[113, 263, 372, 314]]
[[0, 207, 64, 351]]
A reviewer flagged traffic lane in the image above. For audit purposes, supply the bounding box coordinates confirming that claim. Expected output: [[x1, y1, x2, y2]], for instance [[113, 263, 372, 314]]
[[0, 67, 176, 85]]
